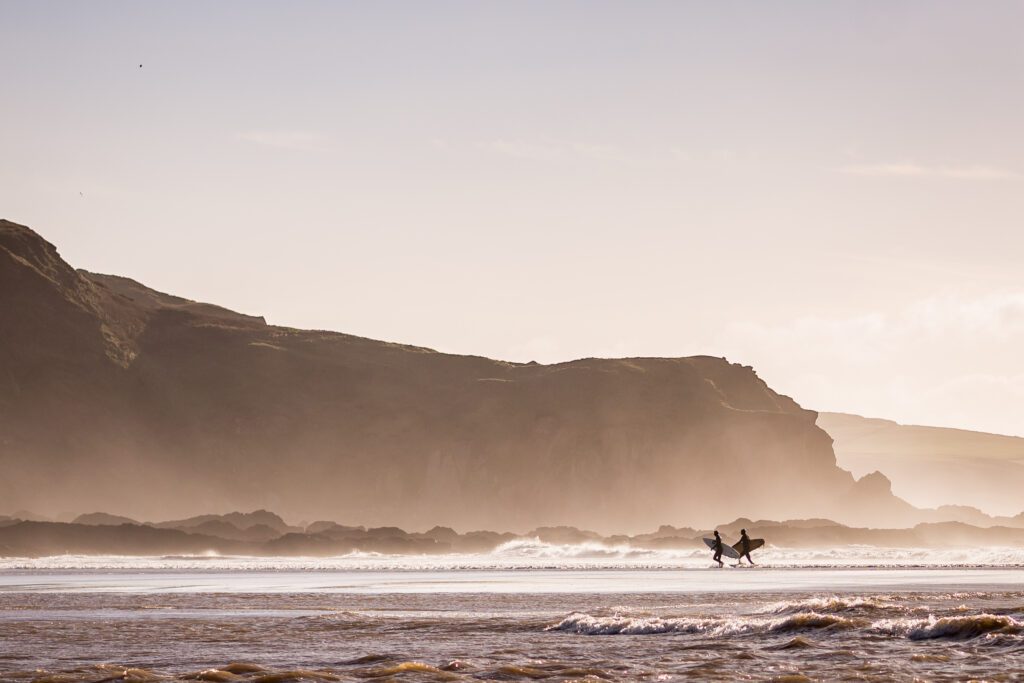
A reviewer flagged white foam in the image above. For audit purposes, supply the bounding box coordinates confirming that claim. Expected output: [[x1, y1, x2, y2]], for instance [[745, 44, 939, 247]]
[[759, 595, 903, 615], [872, 613, 1023, 640], [3, 544, 1024, 571], [548, 611, 861, 636], [489, 538, 697, 560], [546, 611, 749, 636], [551, 610, 1024, 641]]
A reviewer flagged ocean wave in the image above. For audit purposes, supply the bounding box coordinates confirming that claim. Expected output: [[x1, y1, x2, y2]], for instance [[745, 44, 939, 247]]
[[759, 595, 910, 616], [360, 661, 462, 680], [546, 611, 859, 636], [546, 611, 733, 636], [489, 538, 697, 560], [874, 613, 1023, 640], [768, 612, 861, 632], [764, 635, 816, 650], [549, 610, 1023, 641]]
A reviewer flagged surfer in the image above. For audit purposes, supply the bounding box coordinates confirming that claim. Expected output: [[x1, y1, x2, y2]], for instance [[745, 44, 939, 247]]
[[738, 529, 755, 565], [711, 530, 724, 567]]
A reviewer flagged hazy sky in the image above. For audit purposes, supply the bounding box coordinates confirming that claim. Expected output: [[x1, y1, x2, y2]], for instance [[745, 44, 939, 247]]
[[2, 1, 1022, 436]]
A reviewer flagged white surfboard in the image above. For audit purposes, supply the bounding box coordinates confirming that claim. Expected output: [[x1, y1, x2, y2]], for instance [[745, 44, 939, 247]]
[[703, 537, 740, 559]]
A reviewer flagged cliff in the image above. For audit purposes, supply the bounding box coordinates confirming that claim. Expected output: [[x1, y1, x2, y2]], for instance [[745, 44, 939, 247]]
[[819, 412, 1024, 518], [0, 219, 909, 531]]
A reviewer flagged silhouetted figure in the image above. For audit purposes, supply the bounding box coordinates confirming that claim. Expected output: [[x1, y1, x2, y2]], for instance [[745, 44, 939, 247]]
[[711, 530, 724, 568], [738, 528, 755, 565]]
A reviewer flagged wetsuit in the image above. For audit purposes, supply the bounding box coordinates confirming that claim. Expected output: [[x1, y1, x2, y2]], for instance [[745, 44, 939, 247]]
[[739, 532, 755, 565]]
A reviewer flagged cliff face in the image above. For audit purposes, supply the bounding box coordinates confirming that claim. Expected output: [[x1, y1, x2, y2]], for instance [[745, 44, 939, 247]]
[[820, 412, 1024, 518], [0, 220, 905, 531]]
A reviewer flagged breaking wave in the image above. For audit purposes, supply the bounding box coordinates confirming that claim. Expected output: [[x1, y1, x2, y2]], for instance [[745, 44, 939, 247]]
[[875, 614, 1024, 640], [546, 611, 861, 636], [489, 538, 696, 560], [759, 595, 914, 616], [548, 611, 1024, 641]]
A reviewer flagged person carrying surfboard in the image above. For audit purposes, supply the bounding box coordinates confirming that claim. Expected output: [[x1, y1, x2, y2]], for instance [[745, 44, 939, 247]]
[[711, 530, 724, 567], [738, 529, 756, 565]]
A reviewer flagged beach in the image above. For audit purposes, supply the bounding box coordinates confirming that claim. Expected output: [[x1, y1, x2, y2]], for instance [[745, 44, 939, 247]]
[[3, 551, 1023, 681]]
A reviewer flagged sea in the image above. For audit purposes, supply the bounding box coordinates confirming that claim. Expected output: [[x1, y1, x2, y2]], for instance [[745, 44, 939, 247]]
[[2, 542, 1024, 682]]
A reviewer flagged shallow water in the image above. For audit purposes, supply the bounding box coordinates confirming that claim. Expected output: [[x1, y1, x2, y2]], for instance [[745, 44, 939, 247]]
[[2, 554, 1024, 681]]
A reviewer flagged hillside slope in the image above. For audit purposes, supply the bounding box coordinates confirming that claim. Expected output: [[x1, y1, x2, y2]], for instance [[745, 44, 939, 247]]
[[819, 412, 1024, 517], [1, 219, 910, 532]]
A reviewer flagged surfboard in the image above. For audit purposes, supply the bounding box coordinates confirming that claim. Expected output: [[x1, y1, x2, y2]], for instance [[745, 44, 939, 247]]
[[732, 538, 765, 555], [703, 537, 740, 559]]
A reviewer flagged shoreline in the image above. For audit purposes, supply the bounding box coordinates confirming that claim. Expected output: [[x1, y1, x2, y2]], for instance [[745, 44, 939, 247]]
[[3, 566, 1024, 595]]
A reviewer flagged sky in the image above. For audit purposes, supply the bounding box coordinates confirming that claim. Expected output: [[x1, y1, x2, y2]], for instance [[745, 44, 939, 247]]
[[2, 1, 1022, 436]]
